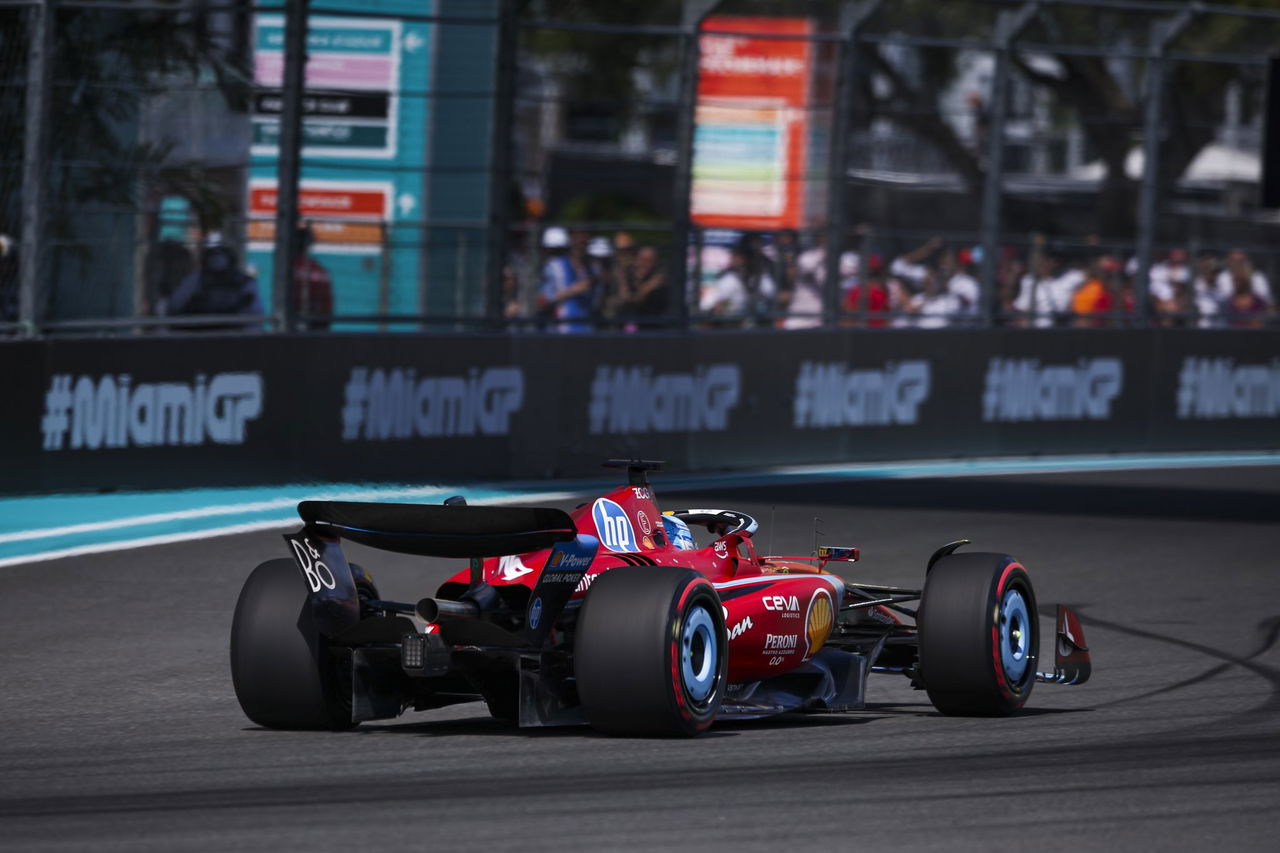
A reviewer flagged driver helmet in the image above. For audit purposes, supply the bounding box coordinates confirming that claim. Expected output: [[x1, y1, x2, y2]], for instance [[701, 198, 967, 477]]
[[662, 514, 696, 551]]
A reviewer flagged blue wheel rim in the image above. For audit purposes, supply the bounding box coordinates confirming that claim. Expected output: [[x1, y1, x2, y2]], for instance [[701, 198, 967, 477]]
[[999, 588, 1031, 683], [681, 605, 717, 704]]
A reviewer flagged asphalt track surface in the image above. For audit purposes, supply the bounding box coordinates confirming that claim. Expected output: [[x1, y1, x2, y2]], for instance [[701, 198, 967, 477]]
[[2, 466, 1278, 852]]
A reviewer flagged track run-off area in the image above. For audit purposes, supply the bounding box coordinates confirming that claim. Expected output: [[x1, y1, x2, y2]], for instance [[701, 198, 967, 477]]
[[1, 455, 1278, 852]]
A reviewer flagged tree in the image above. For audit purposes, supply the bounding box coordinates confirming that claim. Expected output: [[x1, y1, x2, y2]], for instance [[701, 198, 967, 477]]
[[0, 1, 252, 308], [855, 0, 1280, 239]]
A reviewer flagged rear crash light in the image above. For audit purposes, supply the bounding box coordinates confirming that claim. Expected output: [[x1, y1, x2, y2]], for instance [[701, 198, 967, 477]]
[[401, 633, 426, 670], [400, 632, 451, 676]]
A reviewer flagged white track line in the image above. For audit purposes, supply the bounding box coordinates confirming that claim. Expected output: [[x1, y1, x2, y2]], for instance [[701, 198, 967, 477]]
[[3, 450, 1277, 568], [0, 519, 298, 569], [0, 491, 582, 568], [0, 484, 544, 545]]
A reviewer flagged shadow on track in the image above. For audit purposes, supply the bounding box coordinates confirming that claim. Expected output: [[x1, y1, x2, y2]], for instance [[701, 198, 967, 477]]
[[665, 477, 1280, 524], [354, 712, 886, 739], [1076, 608, 1280, 721], [351, 716, 745, 739]]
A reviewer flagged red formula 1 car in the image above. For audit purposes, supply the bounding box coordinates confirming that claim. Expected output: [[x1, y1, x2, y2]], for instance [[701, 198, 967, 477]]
[[231, 460, 1091, 736]]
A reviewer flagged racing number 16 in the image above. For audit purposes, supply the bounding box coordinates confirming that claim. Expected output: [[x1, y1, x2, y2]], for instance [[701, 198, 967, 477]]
[[290, 537, 337, 593]]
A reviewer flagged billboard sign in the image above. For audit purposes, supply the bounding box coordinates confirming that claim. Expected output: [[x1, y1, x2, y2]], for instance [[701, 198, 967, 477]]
[[248, 4, 432, 319], [252, 16, 402, 159], [247, 179, 393, 254], [691, 16, 814, 231]]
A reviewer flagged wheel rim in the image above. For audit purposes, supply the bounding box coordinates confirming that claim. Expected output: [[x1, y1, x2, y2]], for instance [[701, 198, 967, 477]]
[[998, 588, 1031, 683], [680, 605, 718, 705]]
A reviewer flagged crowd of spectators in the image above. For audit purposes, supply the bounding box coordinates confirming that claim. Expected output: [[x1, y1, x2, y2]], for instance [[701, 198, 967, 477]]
[[509, 225, 1277, 332], [508, 226, 671, 333], [4, 222, 1274, 332]]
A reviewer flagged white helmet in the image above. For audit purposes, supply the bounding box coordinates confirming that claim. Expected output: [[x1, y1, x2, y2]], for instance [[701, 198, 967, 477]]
[[662, 515, 696, 550]]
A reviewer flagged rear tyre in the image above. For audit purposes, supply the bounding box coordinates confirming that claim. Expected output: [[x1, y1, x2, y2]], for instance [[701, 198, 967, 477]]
[[230, 559, 355, 730], [575, 566, 726, 736], [919, 552, 1038, 716], [350, 563, 381, 616]]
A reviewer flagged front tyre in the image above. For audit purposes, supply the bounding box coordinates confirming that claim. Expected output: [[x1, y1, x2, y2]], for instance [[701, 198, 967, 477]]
[[230, 559, 355, 730], [919, 552, 1038, 716], [575, 566, 726, 736]]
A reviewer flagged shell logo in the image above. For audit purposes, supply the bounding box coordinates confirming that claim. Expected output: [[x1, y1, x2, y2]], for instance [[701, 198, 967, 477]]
[[805, 588, 834, 659]]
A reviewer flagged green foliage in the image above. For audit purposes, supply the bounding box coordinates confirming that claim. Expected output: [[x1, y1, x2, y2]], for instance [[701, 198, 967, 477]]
[[0, 4, 251, 241], [558, 191, 664, 225], [524, 0, 683, 104]]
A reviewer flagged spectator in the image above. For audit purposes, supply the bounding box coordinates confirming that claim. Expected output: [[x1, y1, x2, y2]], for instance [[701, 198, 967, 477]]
[[996, 245, 1026, 322], [586, 236, 614, 322], [783, 241, 827, 330], [1148, 248, 1191, 314], [537, 226, 592, 333], [569, 227, 590, 263], [1013, 247, 1083, 327], [774, 229, 800, 282], [796, 230, 859, 304], [700, 244, 751, 322], [1162, 277, 1214, 328], [1071, 255, 1130, 326], [769, 229, 801, 318], [842, 254, 890, 327], [162, 239, 262, 323], [941, 246, 981, 319], [290, 226, 333, 331], [700, 240, 776, 326], [1189, 253, 1223, 327], [615, 243, 668, 329], [741, 233, 779, 323], [898, 266, 960, 328], [1222, 259, 1271, 328], [600, 231, 637, 324], [1214, 249, 1272, 306], [890, 236, 943, 294], [613, 231, 636, 267]]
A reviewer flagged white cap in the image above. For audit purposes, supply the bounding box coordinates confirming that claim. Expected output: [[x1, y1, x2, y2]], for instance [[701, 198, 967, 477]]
[[587, 237, 613, 258], [542, 226, 569, 249]]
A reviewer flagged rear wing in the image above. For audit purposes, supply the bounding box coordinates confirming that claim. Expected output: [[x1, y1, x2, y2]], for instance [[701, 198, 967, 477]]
[[297, 501, 577, 558]]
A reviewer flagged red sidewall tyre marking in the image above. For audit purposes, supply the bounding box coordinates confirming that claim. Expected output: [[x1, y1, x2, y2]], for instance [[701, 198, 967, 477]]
[[668, 578, 714, 726], [991, 561, 1025, 700]]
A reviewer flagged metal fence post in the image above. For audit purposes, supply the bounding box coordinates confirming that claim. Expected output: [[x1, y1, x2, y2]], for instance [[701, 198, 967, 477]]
[[487, 0, 522, 329], [978, 1, 1039, 327], [824, 0, 882, 328], [671, 0, 717, 331], [19, 0, 54, 337], [1135, 7, 1196, 325], [271, 0, 310, 332]]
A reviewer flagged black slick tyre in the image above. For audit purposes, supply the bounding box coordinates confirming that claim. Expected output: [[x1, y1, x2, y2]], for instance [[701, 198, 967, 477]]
[[230, 559, 355, 730], [574, 566, 726, 736], [919, 552, 1038, 716]]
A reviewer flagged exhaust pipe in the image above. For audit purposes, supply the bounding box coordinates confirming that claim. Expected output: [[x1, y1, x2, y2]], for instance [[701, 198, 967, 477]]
[[415, 597, 479, 622]]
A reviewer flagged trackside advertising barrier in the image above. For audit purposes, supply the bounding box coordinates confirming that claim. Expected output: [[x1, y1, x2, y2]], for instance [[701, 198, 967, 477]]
[[2, 330, 1278, 494]]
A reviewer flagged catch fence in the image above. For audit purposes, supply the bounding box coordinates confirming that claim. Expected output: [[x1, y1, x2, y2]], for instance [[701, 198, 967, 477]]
[[1, 0, 1277, 335]]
